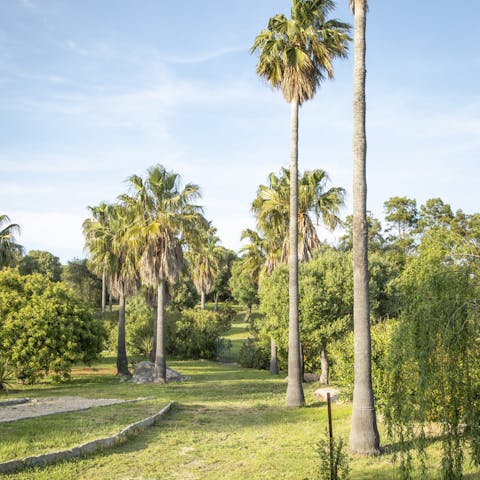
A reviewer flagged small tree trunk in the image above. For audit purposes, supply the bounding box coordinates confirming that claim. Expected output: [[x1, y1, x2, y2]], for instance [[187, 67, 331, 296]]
[[320, 345, 329, 385], [286, 98, 305, 407], [154, 280, 167, 383], [200, 290, 206, 310], [101, 271, 106, 314], [270, 338, 279, 375], [109, 293, 113, 312], [116, 292, 129, 376], [214, 292, 219, 311]]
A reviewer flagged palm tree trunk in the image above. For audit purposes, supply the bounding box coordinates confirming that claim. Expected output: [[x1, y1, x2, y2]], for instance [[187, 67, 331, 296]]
[[319, 345, 329, 385], [154, 280, 167, 383], [270, 337, 279, 375], [101, 271, 106, 314], [286, 98, 305, 407], [350, 0, 380, 455], [200, 290, 206, 309], [214, 292, 219, 312], [150, 305, 158, 363], [116, 292, 129, 376]]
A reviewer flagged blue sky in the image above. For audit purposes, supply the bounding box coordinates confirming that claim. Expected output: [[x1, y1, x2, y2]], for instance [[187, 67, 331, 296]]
[[1, 0, 479, 263]]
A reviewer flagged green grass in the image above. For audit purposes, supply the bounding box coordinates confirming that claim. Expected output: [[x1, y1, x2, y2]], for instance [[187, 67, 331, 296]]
[[0, 315, 479, 479]]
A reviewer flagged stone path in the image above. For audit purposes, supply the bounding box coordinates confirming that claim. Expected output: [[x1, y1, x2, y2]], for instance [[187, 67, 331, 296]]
[[0, 397, 127, 422]]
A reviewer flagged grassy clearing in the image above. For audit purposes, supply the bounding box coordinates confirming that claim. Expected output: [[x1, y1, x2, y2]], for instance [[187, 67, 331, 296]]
[[0, 317, 478, 479]]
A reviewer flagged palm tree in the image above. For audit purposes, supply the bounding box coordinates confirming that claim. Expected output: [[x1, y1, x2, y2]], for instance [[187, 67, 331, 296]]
[[125, 165, 203, 383], [252, 0, 350, 407], [187, 222, 220, 309], [83, 202, 138, 376], [252, 168, 345, 262], [349, 0, 380, 454], [0, 215, 23, 268]]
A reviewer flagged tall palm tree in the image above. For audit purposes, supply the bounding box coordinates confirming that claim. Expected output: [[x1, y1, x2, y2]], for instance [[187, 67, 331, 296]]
[[187, 222, 220, 309], [349, 0, 380, 454], [0, 215, 23, 268], [125, 165, 203, 383], [83, 202, 138, 376], [252, 1, 349, 407]]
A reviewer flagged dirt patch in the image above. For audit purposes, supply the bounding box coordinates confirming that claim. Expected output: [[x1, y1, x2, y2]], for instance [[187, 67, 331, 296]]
[[0, 397, 127, 423]]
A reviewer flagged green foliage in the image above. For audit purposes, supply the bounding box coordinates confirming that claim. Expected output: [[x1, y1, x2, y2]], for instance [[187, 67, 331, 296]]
[[166, 309, 231, 360], [329, 320, 397, 404], [61, 258, 102, 307], [0, 268, 106, 383], [229, 260, 258, 310], [238, 338, 270, 370], [258, 248, 353, 371], [109, 293, 232, 361], [384, 229, 480, 479], [169, 275, 199, 311], [18, 250, 62, 281], [315, 432, 350, 480], [0, 356, 14, 392]]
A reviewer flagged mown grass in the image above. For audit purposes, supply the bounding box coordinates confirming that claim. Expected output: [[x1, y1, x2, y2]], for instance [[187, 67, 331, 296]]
[[0, 317, 479, 479]]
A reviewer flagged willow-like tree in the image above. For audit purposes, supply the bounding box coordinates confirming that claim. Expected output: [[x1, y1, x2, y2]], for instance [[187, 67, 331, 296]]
[[125, 165, 203, 383], [252, 1, 349, 406], [0, 215, 23, 268], [83, 202, 138, 376], [349, 0, 380, 454]]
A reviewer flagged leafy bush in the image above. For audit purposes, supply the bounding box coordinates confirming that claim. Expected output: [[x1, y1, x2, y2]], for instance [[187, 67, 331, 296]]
[[315, 432, 350, 480], [238, 338, 270, 370], [0, 268, 106, 383], [110, 293, 232, 361], [166, 309, 231, 360], [329, 319, 397, 404]]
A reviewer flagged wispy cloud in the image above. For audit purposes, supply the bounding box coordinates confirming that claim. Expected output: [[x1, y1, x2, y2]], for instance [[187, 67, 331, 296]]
[[158, 46, 248, 65]]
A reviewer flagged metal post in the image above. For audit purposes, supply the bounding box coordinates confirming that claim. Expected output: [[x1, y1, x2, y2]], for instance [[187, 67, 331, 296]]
[[327, 392, 334, 480]]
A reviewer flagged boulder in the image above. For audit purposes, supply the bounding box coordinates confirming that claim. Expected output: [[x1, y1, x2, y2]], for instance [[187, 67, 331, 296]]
[[130, 361, 190, 384], [313, 387, 339, 402]]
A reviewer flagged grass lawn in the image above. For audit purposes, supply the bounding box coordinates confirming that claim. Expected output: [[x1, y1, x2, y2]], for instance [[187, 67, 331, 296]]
[[0, 317, 479, 479]]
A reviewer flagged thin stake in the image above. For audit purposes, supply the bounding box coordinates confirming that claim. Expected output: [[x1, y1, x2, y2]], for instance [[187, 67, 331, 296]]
[[327, 392, 334, 480]]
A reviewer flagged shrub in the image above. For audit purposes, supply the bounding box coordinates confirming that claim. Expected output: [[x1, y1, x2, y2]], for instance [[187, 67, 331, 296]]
[[111, 293, 232, 361], [329, 319, 397, 404], [166, 309, 231, 360], [0, 268, 106, 383], [238, 338, 270, 370]]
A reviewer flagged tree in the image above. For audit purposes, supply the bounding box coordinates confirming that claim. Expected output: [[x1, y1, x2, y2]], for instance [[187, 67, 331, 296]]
[[62, 258, 102, 307], [210, 247, 237, 309], [349, 0, 380, 454], [252, 168, 345, 262], [125, 164, 203, 383], [385, 229, 480, 479], [258, 247, 353, 383], [229, 259, 259, 312], [187, 222, 220, 309], [252, 1, 350, 407], [19, 250, 62, 281], [83, 202, 138, 376], [0, 215, 23, 268], [417, 197, 454, 233], [384, 196, 418, 237], [0, 269, 106, 383]]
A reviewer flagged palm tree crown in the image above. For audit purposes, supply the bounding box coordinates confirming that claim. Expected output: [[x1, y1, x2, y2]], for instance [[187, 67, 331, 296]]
[[251, 0, 350, 104], [252, 168, 345, 262], [0, 215, 23, 268]]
